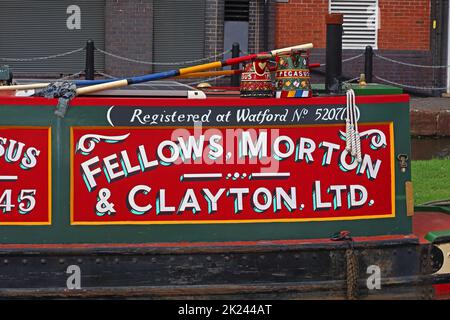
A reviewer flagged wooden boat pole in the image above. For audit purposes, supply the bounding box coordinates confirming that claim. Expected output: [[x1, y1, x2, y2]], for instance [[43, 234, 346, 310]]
[[0, 43, 313, 93], [175, 69, 242, 79], [76, 43, 313, 96], [0, 83, 50, 91]]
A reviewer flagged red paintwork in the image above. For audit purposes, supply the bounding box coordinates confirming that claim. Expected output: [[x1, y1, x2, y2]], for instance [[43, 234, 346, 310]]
[[413, 212, 450, 300], [0, 234, 417, 250], [0, 127, 50, 224], [0, 94, 410, 107], [434, 284, 450, 299], [72, 124, 394, 224], [224, 54, 259, 66], [413, 212, 450, 243]]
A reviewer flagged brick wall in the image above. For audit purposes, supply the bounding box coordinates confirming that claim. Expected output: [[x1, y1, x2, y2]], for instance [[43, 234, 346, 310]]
[[247, 0, 276, 54], [104, 0, 153, 76], [275, 0, 436, 94], [274, 0, 431, 50], [275, 0, 328, 49], [204, 0, 225, 61], [205, 0, 276, 86], [378, 0, 430, 51], [103, 0, 274, 85]]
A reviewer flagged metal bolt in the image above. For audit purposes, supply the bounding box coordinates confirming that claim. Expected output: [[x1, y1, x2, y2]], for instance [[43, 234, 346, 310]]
[[95, 258, 101, 264], [22, 259, 28, 265], [206, 256, 212, 262], [59, 259, 65, 264], [77, 259, 83, 264], [3, 259, 8, 265], [260, 255, 265, 260], [40, 259, 46, 264]]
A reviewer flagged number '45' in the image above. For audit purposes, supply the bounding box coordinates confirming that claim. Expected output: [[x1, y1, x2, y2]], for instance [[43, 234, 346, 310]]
[[0, 189, 36, 214]]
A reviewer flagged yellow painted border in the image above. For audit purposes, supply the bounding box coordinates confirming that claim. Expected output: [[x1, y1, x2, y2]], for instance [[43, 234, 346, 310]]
[[390, 122, 396, 218], [0, 126, 52, 226], [70, 122, 396, 225]]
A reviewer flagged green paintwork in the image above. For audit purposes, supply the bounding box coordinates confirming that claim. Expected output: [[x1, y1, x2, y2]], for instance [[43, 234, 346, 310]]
[[0, 97, 412, 244], [415, 205, 450, 214], [312, 83, 403, 95], [425, 229, 450, 243]]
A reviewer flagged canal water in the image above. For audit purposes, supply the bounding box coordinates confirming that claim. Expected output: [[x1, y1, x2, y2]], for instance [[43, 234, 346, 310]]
[[411, 137, 450, 160]]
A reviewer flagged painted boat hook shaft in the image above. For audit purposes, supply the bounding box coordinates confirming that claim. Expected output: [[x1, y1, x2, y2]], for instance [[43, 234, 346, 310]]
[[75, 43, 313, 96]]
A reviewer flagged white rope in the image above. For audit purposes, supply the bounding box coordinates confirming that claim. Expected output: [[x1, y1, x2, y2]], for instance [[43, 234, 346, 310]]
[[345, 90, 352, 152], [374, 53, 450, 69], [0, 47, 85, 62], [95, 48, 231, 66], [351, 90, 362, 162], [346, 89, 362, 163], [374, 75, 447, 90], [348, 90, 356, 156]]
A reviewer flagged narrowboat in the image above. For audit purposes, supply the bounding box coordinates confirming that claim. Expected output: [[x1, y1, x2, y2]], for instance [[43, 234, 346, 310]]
[[0, 14, 448, 300]]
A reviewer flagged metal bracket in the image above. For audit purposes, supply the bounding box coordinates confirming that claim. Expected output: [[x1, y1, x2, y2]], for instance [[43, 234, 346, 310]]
[[397, 154, 409, 173]]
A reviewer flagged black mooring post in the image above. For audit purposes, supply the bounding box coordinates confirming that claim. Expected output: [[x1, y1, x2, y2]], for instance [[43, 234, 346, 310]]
[[85, 40, 95, 80], [325, 13, 343, 94], [364, 45, 373, 83], [231, 42, 240, 87]]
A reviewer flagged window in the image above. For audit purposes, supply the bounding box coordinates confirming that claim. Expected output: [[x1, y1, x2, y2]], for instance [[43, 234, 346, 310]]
[[329, 0, 379, 49]]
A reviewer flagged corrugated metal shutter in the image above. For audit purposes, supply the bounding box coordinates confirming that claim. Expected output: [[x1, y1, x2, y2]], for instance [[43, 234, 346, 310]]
[[0, 0, 105, 76], [153, 0, 205, 73], [329, 0, 379, 50]]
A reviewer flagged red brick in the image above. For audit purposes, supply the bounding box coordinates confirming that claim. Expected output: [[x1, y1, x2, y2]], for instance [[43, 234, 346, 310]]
[[410, 110, 438, 136], [275, 0, 431, 50], [437, 111, 450, 136]]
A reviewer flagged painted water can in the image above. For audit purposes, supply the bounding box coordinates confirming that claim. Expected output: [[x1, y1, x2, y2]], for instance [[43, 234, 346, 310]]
[[275, 49, 312, 98], [240, 58, 274, 98]]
